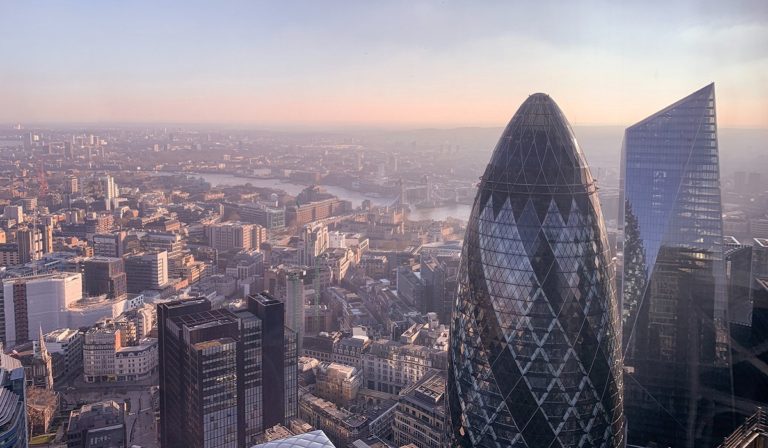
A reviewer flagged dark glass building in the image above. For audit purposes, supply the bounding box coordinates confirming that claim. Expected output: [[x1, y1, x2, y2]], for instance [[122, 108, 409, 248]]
[[448, 93, 625, 447], [158, 293, 296, 448], [620, 84, 733, 447], [83, 256, 127, 300]]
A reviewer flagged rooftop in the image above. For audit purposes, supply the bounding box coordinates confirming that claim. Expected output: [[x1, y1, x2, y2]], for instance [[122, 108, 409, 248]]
[[251, 430, 336, 448]]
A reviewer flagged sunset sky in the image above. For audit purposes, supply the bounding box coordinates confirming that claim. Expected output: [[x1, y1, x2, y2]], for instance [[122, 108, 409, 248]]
[[1, 0, 766, 128]]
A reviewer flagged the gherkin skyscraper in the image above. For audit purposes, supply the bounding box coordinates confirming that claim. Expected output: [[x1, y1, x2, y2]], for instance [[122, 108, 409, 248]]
[[448, 93, 625, 447]]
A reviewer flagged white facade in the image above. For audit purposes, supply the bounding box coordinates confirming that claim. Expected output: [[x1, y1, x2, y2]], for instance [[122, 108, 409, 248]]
[[328, 231, 346, 249], [2, 273, 83, 348], [115, 338, 158, 381]]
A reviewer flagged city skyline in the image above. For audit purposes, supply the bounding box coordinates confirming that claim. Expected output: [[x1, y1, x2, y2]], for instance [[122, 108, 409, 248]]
[[1, 1, 767, 128]]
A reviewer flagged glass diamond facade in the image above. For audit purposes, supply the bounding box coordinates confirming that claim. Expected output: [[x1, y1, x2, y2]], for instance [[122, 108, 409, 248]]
[[620, 83, 732, 447], [448, 93, 625, 447]]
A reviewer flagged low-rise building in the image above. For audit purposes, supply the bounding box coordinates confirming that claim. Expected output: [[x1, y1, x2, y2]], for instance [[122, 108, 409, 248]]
[[315, 362, 362, 406], [66, 400, 126, 448], [114, 338, 158, 381], [299, 392, 368, 447], [362, 340, 447, 396], [44, 328, 84, 383]]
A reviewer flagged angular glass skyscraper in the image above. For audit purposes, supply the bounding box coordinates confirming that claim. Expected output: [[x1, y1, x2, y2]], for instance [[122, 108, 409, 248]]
[[448, 93, 625, 447], [620, 83, 732, 447]]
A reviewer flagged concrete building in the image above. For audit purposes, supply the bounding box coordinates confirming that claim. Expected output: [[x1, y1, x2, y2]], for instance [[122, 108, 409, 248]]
[[92, 232, 126, 258], [125, 250, 168, 293], [392, 369, 446, 448], [66, 400, 126, 448], [2, 272, 83, 348]]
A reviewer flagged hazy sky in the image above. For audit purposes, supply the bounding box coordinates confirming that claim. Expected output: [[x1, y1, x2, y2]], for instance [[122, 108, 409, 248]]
[[1, 1, 766, 128]]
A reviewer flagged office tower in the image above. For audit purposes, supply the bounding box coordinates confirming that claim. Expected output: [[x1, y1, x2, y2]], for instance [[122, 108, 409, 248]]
[[2, 273, 83, 348], [84, 256, 128, 300], [206, 221, 264, 252], [250, 294, 287, 429], [64, 141, 73, 159], [20, 197, 37, 212], [0, 353, 28, 446], [92, 232, 126, 258], [124, 251, 168, 293], [158, 293, 292, 448], [420, 252, 460, 323], [66, 401, 126, 448], [3, 205, 24, 224], [448, 93, 625, 447], [285, 270, 305, 348], [620, 84, 731, 447]]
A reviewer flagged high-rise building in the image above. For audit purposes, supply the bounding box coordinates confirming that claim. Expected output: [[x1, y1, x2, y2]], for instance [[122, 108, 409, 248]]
[[285, 270, 305, 349], [2, 273, 84, 348], [84, 256, 128, 300], [124, 251, 168, 293], [448, 93, 625, 447], [101, 175, 118, 200], [158, 293, 294, 448], [620, 84, 731, 447]]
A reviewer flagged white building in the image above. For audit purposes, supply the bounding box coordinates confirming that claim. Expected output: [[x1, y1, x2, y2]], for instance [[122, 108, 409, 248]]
[[115, 338, 158, 381], [2, 273, 83, 348]]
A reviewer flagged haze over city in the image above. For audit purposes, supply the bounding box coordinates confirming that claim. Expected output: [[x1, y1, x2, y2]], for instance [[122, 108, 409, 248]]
[[1, 0, 767, 128]]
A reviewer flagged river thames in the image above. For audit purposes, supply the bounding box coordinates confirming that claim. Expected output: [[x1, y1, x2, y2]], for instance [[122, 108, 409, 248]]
[[185, 172, 473, 222]]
